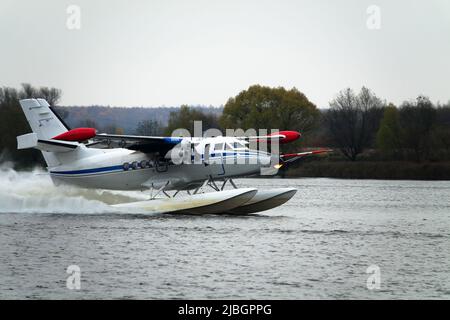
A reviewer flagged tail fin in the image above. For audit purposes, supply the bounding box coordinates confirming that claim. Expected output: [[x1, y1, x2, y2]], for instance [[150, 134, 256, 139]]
[[18, 99, 72, 167], [19, 99, 69, 140]]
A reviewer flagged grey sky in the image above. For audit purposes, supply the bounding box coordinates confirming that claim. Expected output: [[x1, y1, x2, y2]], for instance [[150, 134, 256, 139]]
[[1, 0, 449, 107]]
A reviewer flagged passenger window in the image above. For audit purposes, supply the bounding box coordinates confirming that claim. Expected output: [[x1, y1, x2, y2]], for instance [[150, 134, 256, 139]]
[[235, 141, 245, 149]]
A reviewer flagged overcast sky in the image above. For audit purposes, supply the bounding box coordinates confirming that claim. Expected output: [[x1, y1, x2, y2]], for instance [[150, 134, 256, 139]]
[[1, 0, 449, 107]]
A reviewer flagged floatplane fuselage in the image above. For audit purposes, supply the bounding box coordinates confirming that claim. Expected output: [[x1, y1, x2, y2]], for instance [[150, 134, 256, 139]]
[[17, 98, 330, 214], [43, 137, 271, 191]]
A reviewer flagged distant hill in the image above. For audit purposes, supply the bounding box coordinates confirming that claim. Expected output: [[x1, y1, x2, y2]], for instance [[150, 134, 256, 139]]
[[54, 105, 223, 134]]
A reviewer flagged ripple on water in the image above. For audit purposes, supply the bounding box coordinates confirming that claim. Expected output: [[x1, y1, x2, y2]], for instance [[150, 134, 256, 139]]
[[0, 175, 449, 299]]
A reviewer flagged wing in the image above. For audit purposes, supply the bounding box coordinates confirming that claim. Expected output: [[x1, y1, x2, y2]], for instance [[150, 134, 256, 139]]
[[280, 149, 332, 163], [92, 133, 183, 154]]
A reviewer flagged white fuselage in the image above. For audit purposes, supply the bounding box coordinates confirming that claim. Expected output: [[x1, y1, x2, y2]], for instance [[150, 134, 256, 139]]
[[17, 99, 275, 191], [48, 137, 272, 190]]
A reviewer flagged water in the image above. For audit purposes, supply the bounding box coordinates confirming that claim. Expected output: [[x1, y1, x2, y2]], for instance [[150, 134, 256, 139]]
[[0, 167, 449, 299]]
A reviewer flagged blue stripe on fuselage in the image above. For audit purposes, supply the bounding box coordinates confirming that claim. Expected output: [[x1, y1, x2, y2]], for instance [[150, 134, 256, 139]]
[[50, 165, 124, 175], [50, 152, 263, 176]]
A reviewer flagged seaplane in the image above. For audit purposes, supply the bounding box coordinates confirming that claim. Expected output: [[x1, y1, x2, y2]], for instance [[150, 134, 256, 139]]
[[16, 98, 330, 215]]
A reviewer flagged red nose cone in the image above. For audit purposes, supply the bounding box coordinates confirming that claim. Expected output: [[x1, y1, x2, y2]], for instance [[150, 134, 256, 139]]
[[270, 131, 301, 144], [53, 128, 97, 142]]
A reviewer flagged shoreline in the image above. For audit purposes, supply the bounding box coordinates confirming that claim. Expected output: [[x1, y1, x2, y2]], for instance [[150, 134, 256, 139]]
[[281, 160, 450, 181], [4, 161, 450, 181]]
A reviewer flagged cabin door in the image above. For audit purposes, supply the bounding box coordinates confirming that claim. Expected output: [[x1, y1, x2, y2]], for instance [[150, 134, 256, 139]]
[[205, 142, 225, 177]]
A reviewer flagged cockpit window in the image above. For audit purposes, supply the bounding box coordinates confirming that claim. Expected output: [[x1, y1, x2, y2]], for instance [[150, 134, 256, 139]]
[[214, 143, 224, 151], [225, 143, 234, 150]]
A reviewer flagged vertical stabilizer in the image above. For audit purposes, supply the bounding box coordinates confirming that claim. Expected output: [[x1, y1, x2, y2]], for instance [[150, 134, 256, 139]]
[[19, 99, 69, 140], [18, 99, 70, 167]]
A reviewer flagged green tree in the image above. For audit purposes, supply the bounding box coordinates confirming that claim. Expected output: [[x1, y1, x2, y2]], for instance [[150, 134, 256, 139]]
[[165, 105, 221, 136], [376, 103, 400, 156], [220, 85, 319, 134]]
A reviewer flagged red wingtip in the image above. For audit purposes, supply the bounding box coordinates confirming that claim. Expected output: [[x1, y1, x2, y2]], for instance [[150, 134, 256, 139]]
[[269, 131, 301, 144], [53, 128, 97, 142]]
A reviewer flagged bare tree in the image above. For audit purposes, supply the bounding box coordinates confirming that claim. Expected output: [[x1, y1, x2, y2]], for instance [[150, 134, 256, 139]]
[[326, 87, 384, 161], [20, 83, 36, 99], [38, 87, 62, 105], [398, 96, 436, 161], [135, 119, 163, 136], [20, 83, 61, 105]]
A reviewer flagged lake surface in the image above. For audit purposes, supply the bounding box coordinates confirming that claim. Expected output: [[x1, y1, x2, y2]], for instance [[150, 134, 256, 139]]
[[0, 168, 449, 299]]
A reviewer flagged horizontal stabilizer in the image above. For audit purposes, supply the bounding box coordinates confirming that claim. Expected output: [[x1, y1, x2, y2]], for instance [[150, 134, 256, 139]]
[[37, 139, 79, 153], [17, 133, 38, 150], [17, 133, 79, 153]]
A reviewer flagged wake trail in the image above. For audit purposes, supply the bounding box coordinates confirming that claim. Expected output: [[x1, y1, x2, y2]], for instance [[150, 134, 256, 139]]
[[0, 166, 154, 214]]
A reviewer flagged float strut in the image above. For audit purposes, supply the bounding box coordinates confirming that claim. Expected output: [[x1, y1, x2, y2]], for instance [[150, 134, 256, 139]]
[[208, 175, 220, 192], [151, 181, 170, 199]]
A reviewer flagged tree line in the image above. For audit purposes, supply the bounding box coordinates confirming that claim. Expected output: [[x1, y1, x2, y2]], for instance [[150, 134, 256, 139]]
[[1, 84, 449, 170], [323, 87, 450, 162], [0, 84, 62, 168]]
